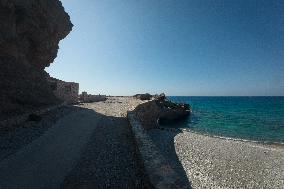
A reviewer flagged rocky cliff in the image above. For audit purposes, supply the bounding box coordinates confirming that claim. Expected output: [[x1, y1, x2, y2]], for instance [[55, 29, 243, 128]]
[[0, 0, 72, 120]]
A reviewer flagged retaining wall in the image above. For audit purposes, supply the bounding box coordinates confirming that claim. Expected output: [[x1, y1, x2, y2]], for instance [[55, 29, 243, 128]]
[[127, 111, 190, 189]]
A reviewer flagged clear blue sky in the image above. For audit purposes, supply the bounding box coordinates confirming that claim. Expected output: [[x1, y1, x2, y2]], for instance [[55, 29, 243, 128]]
[[46, 0, 284, 96]]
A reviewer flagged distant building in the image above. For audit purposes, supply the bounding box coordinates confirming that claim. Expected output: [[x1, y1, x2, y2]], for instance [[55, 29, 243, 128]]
[[47, 77, 79, 104], [79, 92, 106, 103]]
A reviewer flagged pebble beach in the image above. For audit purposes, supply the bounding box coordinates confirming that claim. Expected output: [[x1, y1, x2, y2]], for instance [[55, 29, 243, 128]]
[[149, 128, 284, 189], [1, 96, 283, 188]]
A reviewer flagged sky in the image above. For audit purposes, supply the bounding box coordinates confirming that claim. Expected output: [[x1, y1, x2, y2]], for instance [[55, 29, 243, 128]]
[[46, 0, 284, 96]]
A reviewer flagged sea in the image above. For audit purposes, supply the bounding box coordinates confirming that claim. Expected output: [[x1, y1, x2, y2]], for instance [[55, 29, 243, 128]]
[[167, 96, 284, 144]]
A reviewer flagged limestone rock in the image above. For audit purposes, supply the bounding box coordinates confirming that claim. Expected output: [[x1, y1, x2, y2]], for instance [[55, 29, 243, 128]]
[[0, 0, 72, 120], [0, 0, 73, 69], [154, 93, 166, 101], [134, 97, 190, 130]]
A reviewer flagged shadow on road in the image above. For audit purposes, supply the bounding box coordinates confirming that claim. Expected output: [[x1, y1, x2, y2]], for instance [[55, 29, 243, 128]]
[[147, 127, 192, 189], [61, 106, 153, 189], [0, 105, 191, 189]]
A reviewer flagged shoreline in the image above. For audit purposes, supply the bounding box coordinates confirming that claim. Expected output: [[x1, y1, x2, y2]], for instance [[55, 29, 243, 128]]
[[148, 127, 284, 188], [178, 128, 284, 147], [128, 96, 284, 188], [1, 96, 283, 188]]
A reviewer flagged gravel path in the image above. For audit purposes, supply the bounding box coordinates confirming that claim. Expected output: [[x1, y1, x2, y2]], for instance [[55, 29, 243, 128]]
[[62, 97, 151, 189], [0, 97, 150, 189], [149, 129, 284, 189], [0, 108, 101, 189]]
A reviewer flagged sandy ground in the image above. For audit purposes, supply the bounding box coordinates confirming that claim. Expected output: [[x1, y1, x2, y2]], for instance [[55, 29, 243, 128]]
[[149, 129, 284, 189]]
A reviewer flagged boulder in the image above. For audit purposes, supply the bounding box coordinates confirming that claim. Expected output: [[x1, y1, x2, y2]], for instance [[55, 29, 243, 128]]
[[134, 93, 152, 101], [154, 93, 166, 101], [133, 98, 190, 130]]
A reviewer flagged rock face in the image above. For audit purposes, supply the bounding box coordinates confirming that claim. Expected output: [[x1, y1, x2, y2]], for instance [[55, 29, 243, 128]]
[[0, 0, 72, 120], [134, 97, 190, 130]]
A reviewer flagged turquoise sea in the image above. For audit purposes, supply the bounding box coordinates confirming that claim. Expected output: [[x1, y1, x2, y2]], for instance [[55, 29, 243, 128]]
[[168, 96, 284, 143]]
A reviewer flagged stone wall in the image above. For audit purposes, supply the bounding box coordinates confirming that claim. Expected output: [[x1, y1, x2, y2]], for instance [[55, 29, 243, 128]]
[[79, 92, 106, 103], [127, 112, 190, 189], [47, 77, 79, 104]]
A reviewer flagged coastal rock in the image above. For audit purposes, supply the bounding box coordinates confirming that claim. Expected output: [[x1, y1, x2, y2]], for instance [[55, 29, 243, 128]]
[[0, 0, 72, 120], [154, 93, 166, 101], [0, 0, 72, 69], [133, 96, 190, 129], [134, 93, 153, 101]]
